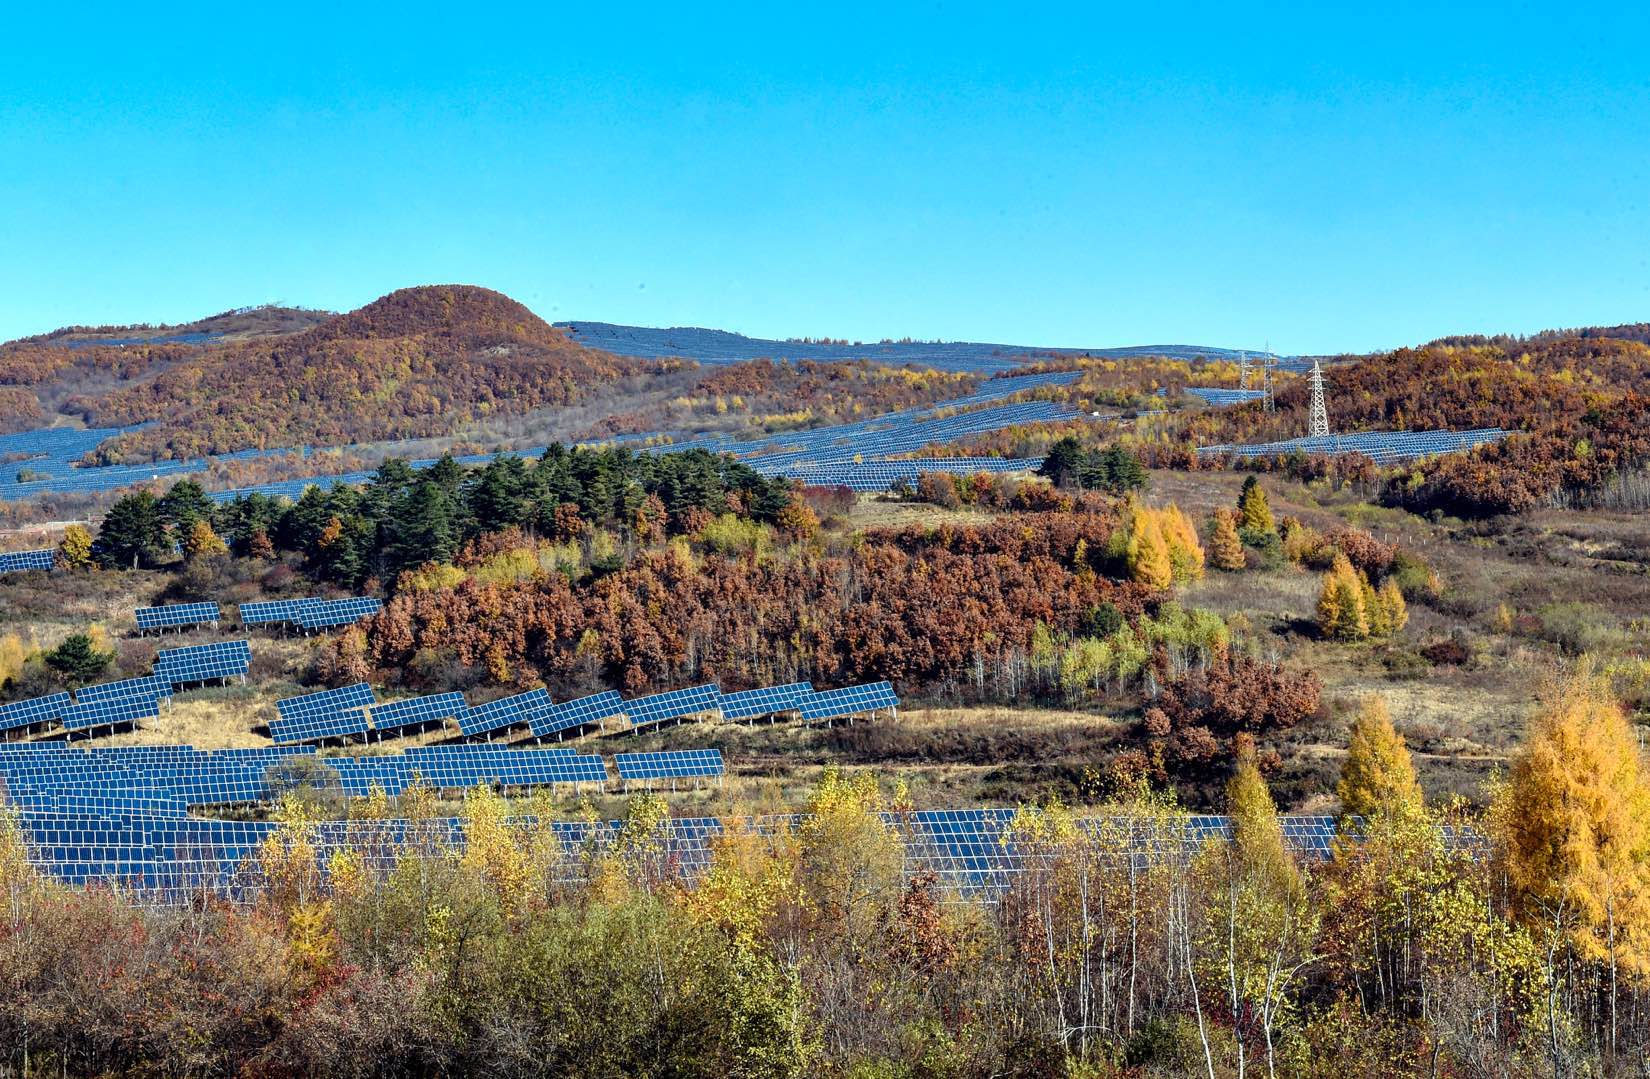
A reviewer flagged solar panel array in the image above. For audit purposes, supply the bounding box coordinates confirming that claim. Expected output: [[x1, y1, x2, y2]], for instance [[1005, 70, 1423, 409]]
[[76, 675, 173, 706], [1198, 427, 1510, 466], [719, 682, 812, 722], [238, 596, 381, 631], [531, 690, 625, 738], [0, 691, 72, 733], [365, 692, 468, 735], [1184, 387, 1267, 407], [0, 547, 56, 573], [59, 692, 162, 733], [134, 601, 221, 631], [462, 687, 554, 737], [154, 640, 251, 685], [799, 681, 899, 722], [613, 749, 725, 785], [622, 683, 722, 731]]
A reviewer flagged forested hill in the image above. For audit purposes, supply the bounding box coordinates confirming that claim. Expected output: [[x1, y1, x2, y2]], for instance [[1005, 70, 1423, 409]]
[[17, 304, 335, 347], [555, 320, 1258, 372], [68, 286, 640, 463]]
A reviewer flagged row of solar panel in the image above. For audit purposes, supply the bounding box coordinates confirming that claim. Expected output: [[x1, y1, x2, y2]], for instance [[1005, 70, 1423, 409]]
[[269, 679, 897, 746], [0, 642, 251, 737], [1198, 427, 1510, 466], [239, 596, 382, 630], [0, 743, 724, 807], [134, 601, 221, 630], [11, 805, 1399, 896]]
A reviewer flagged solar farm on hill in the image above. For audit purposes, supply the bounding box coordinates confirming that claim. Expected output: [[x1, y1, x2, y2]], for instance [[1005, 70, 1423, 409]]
[[5, 289, 1650, 1075]]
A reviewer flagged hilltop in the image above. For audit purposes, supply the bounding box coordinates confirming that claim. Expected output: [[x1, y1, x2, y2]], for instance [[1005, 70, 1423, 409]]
[[67, 286, 639, 462]]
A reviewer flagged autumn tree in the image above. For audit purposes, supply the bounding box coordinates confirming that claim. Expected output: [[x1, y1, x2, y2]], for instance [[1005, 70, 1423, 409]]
[[1238, 475, 1276, 535], [183, 518, 229, 559], [55, 524, 93, 570], [1125, 505, 1174, 590], [1316, 555, 1369, 641], [1493, 664, 1650, 1060], [1208, 508, 1246, 571], [1337, 696, 1421, 819]]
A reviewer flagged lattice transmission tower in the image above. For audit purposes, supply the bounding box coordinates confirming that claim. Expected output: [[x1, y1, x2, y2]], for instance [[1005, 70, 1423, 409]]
[[1238, 351, 1251, 391], [1261, 345, 1276, 412], [1308, 357, 1330, 437]]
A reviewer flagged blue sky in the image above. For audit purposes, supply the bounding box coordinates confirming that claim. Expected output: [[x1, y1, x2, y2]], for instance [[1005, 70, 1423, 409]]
[[1, 1, 1646, 354]]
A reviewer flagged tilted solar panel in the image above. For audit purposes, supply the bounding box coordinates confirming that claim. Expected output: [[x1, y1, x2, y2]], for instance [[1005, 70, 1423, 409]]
[[614, 749, 725, 782], [530, 690, 624, 738], [275, 682, 376, 723], [621, 683, 722, 730], [798, 681, 898, 722], [0, 691, 71, 733], [719, 682, 812, 722], [59, 692, 162, 732], [134, 601, 221, 631], [367, 692, 467, 734], [461, 687, 553, 737], [154, 639, 251, 685], [76, 675, 173, 706], [238, 599, 305, 626], [268, 707, 369, 745], [0, 548, 56, 573]]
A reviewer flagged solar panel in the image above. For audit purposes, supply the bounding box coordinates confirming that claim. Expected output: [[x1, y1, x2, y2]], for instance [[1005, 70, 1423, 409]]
[[268, 707, 369, 745], [134, 601, 221, 631], [0, 548, 55, 573], [59, 692, 162, 732], [295, 597, 382, 630], [153, 640, 251, 685], [461, 687, 554, 737], [530, 690, 624, 738], [613, 749, 725, 785], [238, 599, 306, 626], [367, 692, 467, 735], [719, 682, 812, 722], [275, 683, 376, 724], [76, 675, 173, 706], [0, 691, 71, 733], [798, 681, 898, 722], [621, 684, 722, 731]]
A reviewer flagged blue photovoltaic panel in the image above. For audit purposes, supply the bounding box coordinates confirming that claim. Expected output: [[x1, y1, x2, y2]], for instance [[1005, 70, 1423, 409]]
[[295, 597, 382, 630], [134, 601, 221, 631], [799, 681, 898, 722], [530, 690, 624, 738], [614, 749, 725, 782], [461, 687, 553, 737], [0, 548, 55, 573], [268, 707, 369, 745], [154, 639, 250, 684], [275, 683, 376, 724], [76, 676, 172, 706], [59, 692, 161, 732], [719, 682, 812, 722], [238, 599, 305, 626], [1198, 427, 1509, 466], [368, 692, 467, 734], [0, 692, 71, 733], [622, 684, 722, 730]]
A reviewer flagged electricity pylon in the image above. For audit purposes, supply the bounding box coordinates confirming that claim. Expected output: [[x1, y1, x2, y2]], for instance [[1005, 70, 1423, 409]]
[[1308, 357, 1330, 437]]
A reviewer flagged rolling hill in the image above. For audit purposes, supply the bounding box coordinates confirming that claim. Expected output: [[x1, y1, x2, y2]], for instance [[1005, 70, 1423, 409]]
[[72, 286, 637, 462]]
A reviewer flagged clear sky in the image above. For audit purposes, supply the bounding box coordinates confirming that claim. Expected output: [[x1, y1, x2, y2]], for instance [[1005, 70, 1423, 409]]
[[1, 1, 1646, 354]]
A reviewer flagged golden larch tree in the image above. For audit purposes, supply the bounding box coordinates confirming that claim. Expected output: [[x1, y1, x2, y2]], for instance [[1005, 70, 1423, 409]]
[[1337, 695, 1422, 818], [1208, 508, 1246, 571]]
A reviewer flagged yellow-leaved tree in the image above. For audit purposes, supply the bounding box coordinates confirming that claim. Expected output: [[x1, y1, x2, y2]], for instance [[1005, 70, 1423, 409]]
[[1337, 696, 1422, 819], [1238, 476, 1275, 535], [1125, 506, 1175, 590], [1316, 555, 1369, 641], [56, 524, 93, 570], [1158, 504, 1206, 583], [1208, 508, 1246, 571], [1493, 663, 1650, 1058], [1198, 739, 1317, 1079], [184, 518, 229, 559]]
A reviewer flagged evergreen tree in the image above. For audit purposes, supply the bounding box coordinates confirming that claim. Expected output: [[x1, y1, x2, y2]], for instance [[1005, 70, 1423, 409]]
[[1038, 435, 1088, 488], [1337, 696, 1422, 818], [1095, 444, 1148, 494], [386, 479, 457, 576], [44, 632, 114, 687], [93, 492, 166, 569], [158, 479, 214, 532]]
